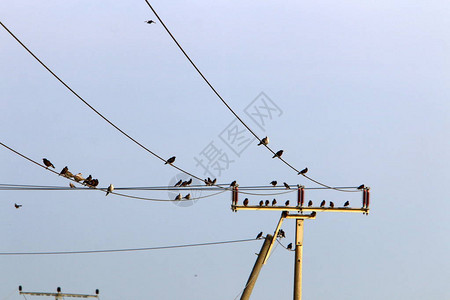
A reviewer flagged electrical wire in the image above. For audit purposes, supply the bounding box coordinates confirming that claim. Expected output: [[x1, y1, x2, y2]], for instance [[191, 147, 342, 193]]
[[0, 238, 258, 256], [0, 142, 224, 202], [276, 238, 293, 251]]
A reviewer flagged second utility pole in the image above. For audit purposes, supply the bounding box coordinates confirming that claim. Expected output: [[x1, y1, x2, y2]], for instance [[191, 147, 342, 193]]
[[294, 219, 304, 300]]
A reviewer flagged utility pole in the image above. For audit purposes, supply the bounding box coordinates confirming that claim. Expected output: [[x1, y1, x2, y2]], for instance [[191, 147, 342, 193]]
[[232, 185, 370, 300], [240, 234, 273, 300], [18, 286, 99, 299]]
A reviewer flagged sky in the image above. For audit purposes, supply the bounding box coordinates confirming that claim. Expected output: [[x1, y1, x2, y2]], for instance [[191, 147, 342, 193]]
[[1, 1, 449, 299]]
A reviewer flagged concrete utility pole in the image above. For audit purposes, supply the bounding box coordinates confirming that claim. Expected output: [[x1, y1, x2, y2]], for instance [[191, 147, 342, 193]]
[[18, 286, 99, 299], [293, 219, 304, 300], [240, 234, 273, 300]]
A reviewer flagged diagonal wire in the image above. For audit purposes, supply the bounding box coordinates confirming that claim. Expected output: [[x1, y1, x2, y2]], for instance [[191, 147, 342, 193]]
[[143, 1, 361, 192]]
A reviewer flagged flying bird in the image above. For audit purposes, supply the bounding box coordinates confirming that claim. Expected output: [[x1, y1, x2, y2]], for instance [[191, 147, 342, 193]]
[[59, 166, 68, 176], [257, 136, 269, 146], [329, 201, 334, 208], [285, 200, 290, 206], [184, 194, 191, 200], [357, 184, 365, 190], [175, 193, 182, 201], [344, 201, 350, 207], [272, 199, 277, 206], [272, 150, 283, 158], [174, 179, 182, 187], [270, 180, 277, 187], [243, 198, 249, 206], [145, 20, 156, 24], [320, 200, 326, 207], [308, 200, 313, 207], [265, 200, 270, 206], [43, 158, 55, 168], [230, 180, 237, 187], [298, 167, 308, 175], [74, 173, 84, 182], [259, 200, 264, 207], [165, 156, 176, 165], [69, 183, 76, 188], [256, 232, 263, 239], [287, 243, 293, 250], [14, 203, 22, 209], [106, 184, 114, 196], [283, 182, 290, 189]]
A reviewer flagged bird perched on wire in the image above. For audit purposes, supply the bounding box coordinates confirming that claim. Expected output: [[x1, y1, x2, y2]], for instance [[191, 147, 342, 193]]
[[145, 20, 156, 24], [298, 167, 308, 175], [174, 179, 182, 187], [320, 200, 326, 207], [14, 203, 22, 209], [74, 173, 84, 182], [272, 199, 277, 206], [175, 193, 182, 201], [42, 158, 54, 168], [259, 200, 264, 207], [165, 156, 176, 165], [211, 178, 217, 185], [257, 136, 269, 146], [357, 184, 365, 190], [285, 200, 290, 206], [90, 179, 99, 188], [287, 243, 293, 250], [329, 201, 334, 208], [59, 166, 68, 176], [180, 180, 188, 187], [278, 229, 286, 238], [344, 201, 350, 207], [243, 198, 249, 206], [83, 175, 92, 185], [272, 150, 283, 158], [270, 180, 277, 187], [265, 200, 270, 206], [256, 232, 263, 239], [69, 183, 76, 188], [185, 178, 192, 186], [184, 194, 191, 200], [310, 211, 316, 217], [230, 180, 237, 187], [283, 182, 290, 189], [308, 200, 313, 207], [64, 170, 74, 178], [106, 184, 114, 196]]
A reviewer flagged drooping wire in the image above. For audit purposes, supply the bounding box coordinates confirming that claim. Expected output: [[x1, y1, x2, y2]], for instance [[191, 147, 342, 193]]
[[0, 142, 223, 202], [0, 238, 258, 256], [143, 1, 361, 193]]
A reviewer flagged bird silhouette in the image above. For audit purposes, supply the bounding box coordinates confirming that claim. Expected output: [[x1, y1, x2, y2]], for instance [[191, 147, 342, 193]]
[[283, 182, 290, 189], [145, 20, 156, 24], [329, 201, 334, 208], [74, 173, 84, 182], [270, 180, 277, 186], [106, 184, 114, 196], [357, 184, 365, 190], [14, 203, 22, 209], [285, 200, 290, 206], [298, 167, 308, 175], [272, 199, 277, 206], [278, 229, 286, 238], [43, 158, 55, 168], [243, 198, 249, 206], [69, 183, 76, 188], [320, 200, 326, 207], [256, 232, 263, 239], [230, 180, 237, 187], [211, 178, 217, 185], [287, 243, 293, 250], [83, 175, 92, 185], [175, 193, 182, 201], [258, 136, 269, 146], [64, 170, 74, 178], [59, 166, 68, 176], [180, 181, 188, 187], [272, 150, 283, 158], [184, 194, 191, 200], [344, 201, 350, 207], [185, 178, 192, 186], [90, 179, 99, 188], [174, 179, 182, 187], [259, 200, 264, 206], [308, 200, 313, 207], [265, 200, 270, 206], [165, 156, 176, 165], [310, 211, 317, 217]]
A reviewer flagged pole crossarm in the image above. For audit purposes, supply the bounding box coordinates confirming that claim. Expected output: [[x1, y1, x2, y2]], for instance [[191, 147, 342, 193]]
[[20, 292, 98, 298], [232, 205, 369, 214]]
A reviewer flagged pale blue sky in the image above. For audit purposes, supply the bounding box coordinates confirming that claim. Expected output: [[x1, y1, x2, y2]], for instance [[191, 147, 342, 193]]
[[1, 1, 449, 299]]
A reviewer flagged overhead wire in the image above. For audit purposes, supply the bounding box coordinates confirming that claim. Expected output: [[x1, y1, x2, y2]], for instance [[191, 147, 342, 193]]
[[0, 238, 258, 256], [0, 142, 223, 202], [143, 1, 361, 193]]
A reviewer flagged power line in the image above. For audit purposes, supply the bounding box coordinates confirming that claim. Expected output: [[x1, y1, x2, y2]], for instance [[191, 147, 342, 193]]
[[0, 238, 258, 256], [143, 1, 360, 193], [0, 142, 224, 202]]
